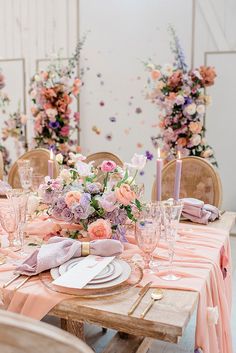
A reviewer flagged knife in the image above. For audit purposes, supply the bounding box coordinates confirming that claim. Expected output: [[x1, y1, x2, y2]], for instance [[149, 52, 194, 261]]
[[128, 281, 152, 315]]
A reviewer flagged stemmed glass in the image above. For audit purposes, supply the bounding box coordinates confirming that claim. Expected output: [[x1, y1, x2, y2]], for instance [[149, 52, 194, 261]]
[[160, 200, 183, 281], [135, 217, 160, 274], [31, 174, 45, 193], [6, 189, 29, 251], [0, 201, 18, 249]]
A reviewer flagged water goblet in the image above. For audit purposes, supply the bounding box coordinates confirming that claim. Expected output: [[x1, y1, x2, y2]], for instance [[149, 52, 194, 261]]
[[0, 201, 18, 249], [135, 219, 159, 274], [31, 174, 45, 193], [6, 189, 29, 251], [19, 167, 33, 191], [160, 200, 183, 281]]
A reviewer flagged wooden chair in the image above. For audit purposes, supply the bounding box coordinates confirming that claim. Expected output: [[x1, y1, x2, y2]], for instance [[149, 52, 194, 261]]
[[8, 148, 59, 188], [0, 151, 4, 180], [152, 156, 222, 208], [0, 310, 94, 353], [85, 151, 123, 168]]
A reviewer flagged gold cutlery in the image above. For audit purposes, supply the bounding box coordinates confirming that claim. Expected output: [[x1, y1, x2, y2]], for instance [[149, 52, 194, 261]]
[[14, 276, 30, 291], [3, 274, 21, 288], [0, 255, 6, 265], [140, 289, 164, 319], [128, 281, 152, 315]]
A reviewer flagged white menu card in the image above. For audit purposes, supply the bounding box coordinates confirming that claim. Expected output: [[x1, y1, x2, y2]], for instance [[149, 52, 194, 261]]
[[52, 255, 115, 289]]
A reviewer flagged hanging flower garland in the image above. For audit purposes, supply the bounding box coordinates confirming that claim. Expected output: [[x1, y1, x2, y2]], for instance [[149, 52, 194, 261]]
[[29, 35, 86, 162], [146, 26, 217, 166]]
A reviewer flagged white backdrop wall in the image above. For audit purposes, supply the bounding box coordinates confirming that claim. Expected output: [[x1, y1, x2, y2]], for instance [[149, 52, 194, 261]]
[[0, 0, 236, 210]]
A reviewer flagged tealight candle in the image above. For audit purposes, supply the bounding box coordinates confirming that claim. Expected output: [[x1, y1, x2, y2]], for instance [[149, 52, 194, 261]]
[[156, 148, 163, 201], [48, 148, 54, 179], [173, 151, 182, 200]]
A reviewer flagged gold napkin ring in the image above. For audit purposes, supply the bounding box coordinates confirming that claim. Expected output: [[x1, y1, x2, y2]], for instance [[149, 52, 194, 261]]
[[81, 242, 90, 256]]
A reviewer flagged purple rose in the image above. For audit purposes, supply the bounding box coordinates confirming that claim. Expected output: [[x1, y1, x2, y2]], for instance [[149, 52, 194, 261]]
[[61, 207, 73, 222], [56, 197, 67, 210], [52, 206, 62, 220]]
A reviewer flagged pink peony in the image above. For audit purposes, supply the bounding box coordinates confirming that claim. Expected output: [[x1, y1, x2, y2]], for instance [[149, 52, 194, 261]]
[[65, 191, 81, 207], [101, 160, 117, 172], [88, 219, 112, 240], [74, 112, 80, 122], [60, 125, 70, 137], [115, 184, 136, 206]]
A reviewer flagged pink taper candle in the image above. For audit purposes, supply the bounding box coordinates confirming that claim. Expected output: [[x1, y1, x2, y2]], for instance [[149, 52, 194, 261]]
[[173, 151, 182, 200], [156, 148, 163, 201], [48, 148, 54, 179]]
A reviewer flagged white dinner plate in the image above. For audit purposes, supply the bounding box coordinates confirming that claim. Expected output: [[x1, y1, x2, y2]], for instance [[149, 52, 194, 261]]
[[50, 259, 131, 290], [59, 258, 115, 282]]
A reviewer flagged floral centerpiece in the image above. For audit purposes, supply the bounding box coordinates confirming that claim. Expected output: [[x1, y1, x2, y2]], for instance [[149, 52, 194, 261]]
[[146, 26, 217, 166], [38, 153, 147, 241], [29, 37, 86, 160]]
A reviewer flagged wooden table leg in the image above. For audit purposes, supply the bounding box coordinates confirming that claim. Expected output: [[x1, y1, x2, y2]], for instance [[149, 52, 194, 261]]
[[61, 318, 85, 341], [102, 332, 152, 353]]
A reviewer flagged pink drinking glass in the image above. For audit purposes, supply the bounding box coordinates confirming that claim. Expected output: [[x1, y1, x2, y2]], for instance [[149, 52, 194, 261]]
[[0, 202, 18, 248]]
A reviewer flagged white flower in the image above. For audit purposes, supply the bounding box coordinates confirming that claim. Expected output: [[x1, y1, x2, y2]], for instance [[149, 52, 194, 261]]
[[185, 103, 197, 115], [207, 306, 219, 325], [76, 161, 93, 177], [146, 63, 155, 70], [204, 95, 212, 106], [56, 153, 63, 165], [125, 153, 147, 171], [34, 74, 41, 82], [175, 95, 185, 105], [59, 169, 72, 184], [190, 134, 201, 146], [68, 152, 86, 165], [192, 69, 202, 80], [27, 195, 40, 215], [196, 104, 205, 115], [162, 64, 174, 77], [201, 149, 213, 158], [46, 108, 58, 119]]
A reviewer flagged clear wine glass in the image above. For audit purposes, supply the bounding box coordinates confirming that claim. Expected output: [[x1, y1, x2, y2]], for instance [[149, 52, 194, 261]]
[[6, 189, 29, 251], [31, 174, 45, 193], [160, 200, 183, 281], [135, 219, 159, 274], [0, 201, 18, 249], [19, 167, 33, 191]]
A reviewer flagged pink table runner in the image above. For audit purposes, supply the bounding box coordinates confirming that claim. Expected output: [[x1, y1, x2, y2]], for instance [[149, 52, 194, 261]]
[[0, 222, 232, 353]]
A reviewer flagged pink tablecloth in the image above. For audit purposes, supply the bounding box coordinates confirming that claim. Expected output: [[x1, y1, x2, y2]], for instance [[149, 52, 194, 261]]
[[0, 222, 232, 353]]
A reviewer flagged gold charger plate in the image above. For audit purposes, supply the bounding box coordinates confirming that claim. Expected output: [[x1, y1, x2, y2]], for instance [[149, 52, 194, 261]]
[[39, 260, 143, 298]]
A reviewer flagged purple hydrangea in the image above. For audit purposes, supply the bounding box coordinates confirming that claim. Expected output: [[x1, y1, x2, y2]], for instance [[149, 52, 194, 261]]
[[106, 208, 127, 225], [112, 225, 127, 242], [85, 182, 101, 194]]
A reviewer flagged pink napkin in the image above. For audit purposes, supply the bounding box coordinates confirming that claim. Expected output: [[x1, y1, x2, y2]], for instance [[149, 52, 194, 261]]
[[16, 237, 124, 276], [0, 180, 11, 195], [182, 198, 220, 224]]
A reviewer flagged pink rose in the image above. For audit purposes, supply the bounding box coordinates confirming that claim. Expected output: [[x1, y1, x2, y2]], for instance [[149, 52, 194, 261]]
[[65, 191, 81, 207], [115, 184, 136, 206], [189, 121, 203, 134], [74, 112, 80, 122], [101, 160, 117, 172], [88, 219, 112, 240], [60, 125, 70, 137]]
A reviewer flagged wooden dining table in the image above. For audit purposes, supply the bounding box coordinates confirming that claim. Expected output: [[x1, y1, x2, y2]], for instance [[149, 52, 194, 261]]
[[43, 212, 235, 353]]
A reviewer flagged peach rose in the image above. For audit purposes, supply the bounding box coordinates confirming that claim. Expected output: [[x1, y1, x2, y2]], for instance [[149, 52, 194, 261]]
[[177, 137, 187, 147], [88, 219, 112, 240], [65, 191, 81, 207], [189, 121, 203, 134], [115, 184, 136, 206], [151, 70, 161, 80]]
